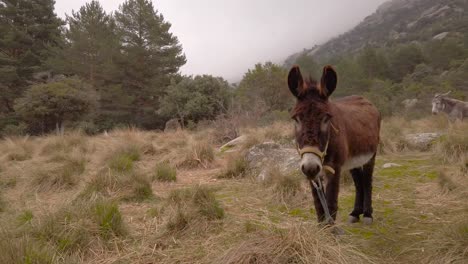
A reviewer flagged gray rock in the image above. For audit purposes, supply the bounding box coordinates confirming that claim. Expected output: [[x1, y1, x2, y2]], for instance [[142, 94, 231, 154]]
[[219, 135, 246, 153], [402, 99, 418, 109], [383, 163, 402, 169], [433, 32, 449, 40], [164, 118, 181, 132], [245, 142, 300, 181], [404, 133, 442, 150]]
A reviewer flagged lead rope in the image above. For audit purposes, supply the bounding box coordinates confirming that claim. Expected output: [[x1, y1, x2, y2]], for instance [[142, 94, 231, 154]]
[[310, 177, 334, 225]]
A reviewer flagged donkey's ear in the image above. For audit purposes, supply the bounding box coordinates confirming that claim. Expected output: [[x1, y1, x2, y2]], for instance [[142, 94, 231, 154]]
[[320, 66, 337, 98], [288, 65, 303, 98]]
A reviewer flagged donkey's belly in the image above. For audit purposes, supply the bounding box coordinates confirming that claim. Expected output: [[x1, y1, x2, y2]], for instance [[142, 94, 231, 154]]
[[342, 153, 374, 171]]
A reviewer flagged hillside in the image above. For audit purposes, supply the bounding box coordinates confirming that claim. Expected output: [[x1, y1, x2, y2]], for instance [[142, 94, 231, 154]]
[[285, 0, 468, 65]]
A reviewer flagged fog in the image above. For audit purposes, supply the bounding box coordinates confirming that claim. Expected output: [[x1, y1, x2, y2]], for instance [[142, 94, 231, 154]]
[[55, 0, 388, 82]]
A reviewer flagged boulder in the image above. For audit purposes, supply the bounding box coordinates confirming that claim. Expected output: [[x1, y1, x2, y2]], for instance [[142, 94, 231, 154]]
[[219, 135, 246, 153], [245, 142, 300, 181], [433, 32, 449, 40], [402, 99, 418, 109], [404, 133, 442, 150]]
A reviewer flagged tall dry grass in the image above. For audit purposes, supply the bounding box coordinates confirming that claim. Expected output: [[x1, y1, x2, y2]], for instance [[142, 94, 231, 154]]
[[217, 224, 373, 264]]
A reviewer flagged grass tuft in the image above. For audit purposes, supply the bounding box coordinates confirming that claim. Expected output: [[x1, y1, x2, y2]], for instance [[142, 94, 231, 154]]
[[218, 154, 248, 179], [165, 186, 224, 233], [108, 146, 140, 173], [217, 224, 372, 264], [93, 200, 126, 240], [153, 163, 177, 182], [79, 169, 153, 202], [421, 217, 468, 264]]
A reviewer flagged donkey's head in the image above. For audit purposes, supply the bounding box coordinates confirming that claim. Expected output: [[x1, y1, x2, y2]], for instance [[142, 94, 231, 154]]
[[432, 91, 451, 115], [288, 65, 337, 180]]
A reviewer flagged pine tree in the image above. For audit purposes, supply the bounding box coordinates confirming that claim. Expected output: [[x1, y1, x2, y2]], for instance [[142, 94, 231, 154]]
[[54, 0, 118, 87], [115, 0, 186, 128], [0, 0, 63, 114]]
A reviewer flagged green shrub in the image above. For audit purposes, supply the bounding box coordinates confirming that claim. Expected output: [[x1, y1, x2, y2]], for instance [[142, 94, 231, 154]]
[[154, 163, 177, 182]]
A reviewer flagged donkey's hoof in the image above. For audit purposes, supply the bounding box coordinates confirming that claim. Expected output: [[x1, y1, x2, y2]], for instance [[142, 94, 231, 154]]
[[362, 217, 373, 225], [331, 226, 345, 236], [348, 215, 359, 224]]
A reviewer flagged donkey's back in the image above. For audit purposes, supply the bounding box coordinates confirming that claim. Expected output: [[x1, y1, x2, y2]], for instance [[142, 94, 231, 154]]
[[332, 95, 381, 158]]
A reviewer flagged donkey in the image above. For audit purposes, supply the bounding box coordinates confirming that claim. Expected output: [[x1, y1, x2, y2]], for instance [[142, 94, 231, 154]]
[[288, 65, 381, 225], [432, 91, 468, 121]]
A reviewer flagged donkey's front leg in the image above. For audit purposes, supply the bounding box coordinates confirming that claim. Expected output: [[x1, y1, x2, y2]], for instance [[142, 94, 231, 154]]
[[325, 168, 341, 221], [311, 185, 325, 222]]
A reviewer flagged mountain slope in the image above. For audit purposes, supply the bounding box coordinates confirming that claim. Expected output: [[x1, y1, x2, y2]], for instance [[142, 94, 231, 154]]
[[285, 0, 468, 65]]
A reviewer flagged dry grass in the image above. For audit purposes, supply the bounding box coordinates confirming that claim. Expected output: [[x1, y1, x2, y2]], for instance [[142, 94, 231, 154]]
[[218, 153, 248, 179], [0, 117, 466, 263], [0, 198, 126, 263], [79, 169, 153, 202], [433, 121, 468, 163], [379, 117, 409, 154], [1, 136, 35, 161], [262, 167, 307, 205], [420, 217, 468, 264], [163, 186, 225, 233], [31, 155, 86, 192], [217, 224, 372, 264]]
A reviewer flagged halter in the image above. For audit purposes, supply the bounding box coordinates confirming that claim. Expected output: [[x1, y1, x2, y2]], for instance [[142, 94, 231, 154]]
[[296, 134, 336, 175]]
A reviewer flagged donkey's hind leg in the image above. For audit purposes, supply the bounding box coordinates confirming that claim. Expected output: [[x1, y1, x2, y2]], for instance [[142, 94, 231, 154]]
[[349, 167, 364, 223], [362, 153, 376, 225]]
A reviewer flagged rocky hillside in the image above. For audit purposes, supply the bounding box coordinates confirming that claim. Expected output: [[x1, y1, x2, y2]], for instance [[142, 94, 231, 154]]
[[285, 0, 468, 65]]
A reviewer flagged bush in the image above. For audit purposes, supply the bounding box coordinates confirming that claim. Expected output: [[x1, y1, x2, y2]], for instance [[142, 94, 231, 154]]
[[154, 163, 177, 182], [1, 123, 28, 137]]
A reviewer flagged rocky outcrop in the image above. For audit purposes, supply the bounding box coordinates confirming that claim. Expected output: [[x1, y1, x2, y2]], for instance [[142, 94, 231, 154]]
[[404, 133, 443, 150], [219, 136, 246, 153], [245, 142, 300, 181]]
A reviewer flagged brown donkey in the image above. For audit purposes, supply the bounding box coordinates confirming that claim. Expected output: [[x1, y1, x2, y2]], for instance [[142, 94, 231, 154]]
[[288, 65, 381, 224]]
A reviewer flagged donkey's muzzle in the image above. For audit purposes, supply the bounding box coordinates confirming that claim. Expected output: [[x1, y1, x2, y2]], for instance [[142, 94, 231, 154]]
[[301, 163, 320, 179], [300, 153, 322, 180]]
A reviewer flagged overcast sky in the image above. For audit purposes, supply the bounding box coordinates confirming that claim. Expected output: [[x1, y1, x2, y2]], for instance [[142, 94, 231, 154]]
[[55, 0, 387, 82]]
